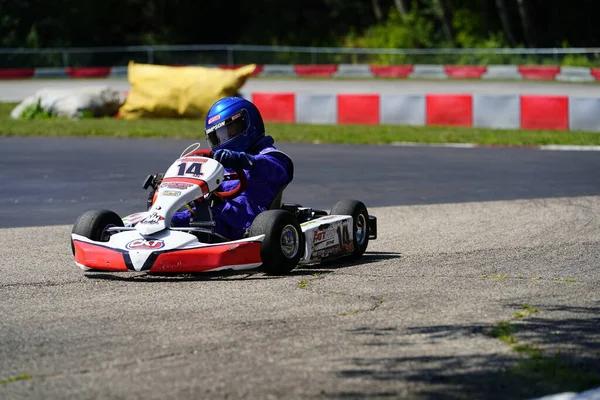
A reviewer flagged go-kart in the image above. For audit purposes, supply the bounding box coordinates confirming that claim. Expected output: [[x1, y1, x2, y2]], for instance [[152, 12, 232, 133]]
[[71, 145, 377, 275]]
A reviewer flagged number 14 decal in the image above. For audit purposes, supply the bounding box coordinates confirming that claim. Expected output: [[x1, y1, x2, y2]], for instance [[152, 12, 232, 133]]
[[336, 223, 351, 245], [177, 162, 202, 176]]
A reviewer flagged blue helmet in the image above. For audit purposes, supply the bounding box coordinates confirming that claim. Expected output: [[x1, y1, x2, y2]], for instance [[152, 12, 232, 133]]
[[204, 97, 265, 152]]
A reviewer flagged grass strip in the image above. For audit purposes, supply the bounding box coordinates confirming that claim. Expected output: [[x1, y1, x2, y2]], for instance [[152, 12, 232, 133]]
[[2, 102, 600, 146]]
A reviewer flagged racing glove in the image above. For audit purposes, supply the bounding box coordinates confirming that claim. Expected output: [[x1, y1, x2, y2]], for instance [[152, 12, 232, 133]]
[[213, 149, 256, 170], [171, 209, 193, 227]]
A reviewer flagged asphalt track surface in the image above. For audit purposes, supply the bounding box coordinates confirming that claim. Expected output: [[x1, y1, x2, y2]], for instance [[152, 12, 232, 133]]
[[1, 137, 600, 399], [2, 137, 600, 228], [1, 77, 600, 102]]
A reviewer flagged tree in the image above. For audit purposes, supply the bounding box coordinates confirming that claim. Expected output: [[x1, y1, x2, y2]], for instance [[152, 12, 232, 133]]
[[371, 0, 383, 21], [494, 0, 516, 46], [516, 0, 535, 47], [431, 0, 454, 44], [393, 0, 408, 18]]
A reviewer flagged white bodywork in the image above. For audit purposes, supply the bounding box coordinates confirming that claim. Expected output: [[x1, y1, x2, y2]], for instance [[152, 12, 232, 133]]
[[72, 230, 263, 272], [298, 214, 354, 264], [130, 155, 224, 235]]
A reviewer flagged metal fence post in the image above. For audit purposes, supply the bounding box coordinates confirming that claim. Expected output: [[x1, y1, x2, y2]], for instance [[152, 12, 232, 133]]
[[147, 48, 154, 64], [62, 50, 69, 67], [227, 46, 234, 65]]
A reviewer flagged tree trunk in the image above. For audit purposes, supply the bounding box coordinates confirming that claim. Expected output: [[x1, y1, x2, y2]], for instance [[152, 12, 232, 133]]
[[494, 0, 516, 46], [394, 0, 408, 18], [431, 0, 454, 44], [371, 0, 383, 21], [480, 0, 489, 37], [516, 0, 536, 47]]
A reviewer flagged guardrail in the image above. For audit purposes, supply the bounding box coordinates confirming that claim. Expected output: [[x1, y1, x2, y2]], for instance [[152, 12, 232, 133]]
[[1, 64, 598, 82], [1, 45, 600, 68], [249, 92, 600, 132]]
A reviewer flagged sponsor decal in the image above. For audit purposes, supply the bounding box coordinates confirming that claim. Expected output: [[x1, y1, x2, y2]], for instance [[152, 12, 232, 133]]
[[208, 115, 221, 124], [162, 190, 181, 197], [126, 239, 165, 250], [231, 112, 241, 121], [310, 246, 342, 260], [122, 212, 147, 226], [206, 121, 225, 133], [140, 212, 164, 225], [313, 229, 335, 244], [160, 182, 193, 190], [313, 231, 326, 242], [180, 157, 207, 164]]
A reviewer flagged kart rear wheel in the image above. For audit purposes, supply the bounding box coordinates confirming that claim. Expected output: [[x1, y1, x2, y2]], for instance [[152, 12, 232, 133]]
[[250, 210, 304, 275], [330, 200, 370, 259], [71, 210, 124, 255]]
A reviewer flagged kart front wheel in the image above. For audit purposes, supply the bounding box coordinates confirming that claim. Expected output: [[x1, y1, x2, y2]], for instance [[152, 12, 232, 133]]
[[250, 210, 304, 275], [330, 200, 370, 259], [71, 209, 124, 255]]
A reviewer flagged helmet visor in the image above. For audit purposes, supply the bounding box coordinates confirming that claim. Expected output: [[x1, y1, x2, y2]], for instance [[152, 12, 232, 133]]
[[205, 110, 248, 149]]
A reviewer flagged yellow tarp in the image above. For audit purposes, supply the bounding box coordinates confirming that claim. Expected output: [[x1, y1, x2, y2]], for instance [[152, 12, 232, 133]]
[[118, 62, 256, 120]]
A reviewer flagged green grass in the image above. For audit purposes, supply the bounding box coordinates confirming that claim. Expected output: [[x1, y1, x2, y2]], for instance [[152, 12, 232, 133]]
[[298, 279, 310, 289], [512, 354, 600, 393], [513, 304, 540, 319], [489, 321, 518, 344], [556, 277, 577, 283], [340, 310, 362, 316], [479, 274, 510, 279], [487, 305, 600, 394], [0, 373, 32, 385], [2, 102, 600, 146]]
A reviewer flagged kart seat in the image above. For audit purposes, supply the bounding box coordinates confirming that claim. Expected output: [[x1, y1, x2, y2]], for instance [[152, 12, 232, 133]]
[[268, 185, 287, 210]]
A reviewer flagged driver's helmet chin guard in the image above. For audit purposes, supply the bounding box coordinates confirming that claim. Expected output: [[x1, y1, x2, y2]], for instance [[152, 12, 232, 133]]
[[204, 97, 265, 153]]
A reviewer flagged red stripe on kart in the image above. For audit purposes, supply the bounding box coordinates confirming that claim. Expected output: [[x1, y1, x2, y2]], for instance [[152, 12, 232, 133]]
[[149, 241, 263, 273], [73, 240, 128, 271], [160, 178, 209, 195]]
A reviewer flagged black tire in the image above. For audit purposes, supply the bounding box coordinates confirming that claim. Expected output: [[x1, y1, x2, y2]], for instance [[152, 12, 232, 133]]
[[249, 210, 304, 275], [330, 200, 370, 259], [71, 210, 124, 255]]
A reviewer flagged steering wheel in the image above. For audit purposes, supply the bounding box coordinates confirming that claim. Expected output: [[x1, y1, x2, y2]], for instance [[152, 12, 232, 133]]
[[186, 149, 247, 200]]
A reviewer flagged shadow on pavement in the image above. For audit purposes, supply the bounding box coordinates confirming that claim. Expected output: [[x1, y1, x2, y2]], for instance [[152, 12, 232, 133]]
[[325, 303, 600, 400], [83, 251, 402, 282]]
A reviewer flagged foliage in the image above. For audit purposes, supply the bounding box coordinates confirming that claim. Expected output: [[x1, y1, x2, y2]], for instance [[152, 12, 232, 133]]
[[343, 6, 436, 65], [18, 100, 54, 120], [1, 1, 600, 67]]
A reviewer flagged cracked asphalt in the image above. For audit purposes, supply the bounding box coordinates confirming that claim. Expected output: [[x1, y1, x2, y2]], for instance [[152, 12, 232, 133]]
[[1, 139, 599, 399]]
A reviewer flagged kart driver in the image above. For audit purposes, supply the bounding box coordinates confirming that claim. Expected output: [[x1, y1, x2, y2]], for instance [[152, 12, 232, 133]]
[[170, 96, 294, 240]]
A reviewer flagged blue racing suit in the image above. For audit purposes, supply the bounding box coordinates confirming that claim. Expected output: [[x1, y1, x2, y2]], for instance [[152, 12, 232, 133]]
[[171, 135, 293, 240]]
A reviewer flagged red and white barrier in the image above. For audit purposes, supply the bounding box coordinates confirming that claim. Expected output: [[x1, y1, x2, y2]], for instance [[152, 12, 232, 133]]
[[0, 64, 599, 81], [246, 92, 600, 132]]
